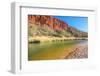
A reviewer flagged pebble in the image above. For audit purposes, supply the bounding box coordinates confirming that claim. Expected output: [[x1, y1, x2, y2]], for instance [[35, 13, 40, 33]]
[[65, 45, 88, 59]]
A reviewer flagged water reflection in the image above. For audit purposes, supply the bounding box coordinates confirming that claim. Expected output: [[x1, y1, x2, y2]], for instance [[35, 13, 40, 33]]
[[28, 40, 88, 60]]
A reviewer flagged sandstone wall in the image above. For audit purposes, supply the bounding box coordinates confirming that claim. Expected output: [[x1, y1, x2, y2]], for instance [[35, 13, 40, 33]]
[[28, 15, 69, 31]]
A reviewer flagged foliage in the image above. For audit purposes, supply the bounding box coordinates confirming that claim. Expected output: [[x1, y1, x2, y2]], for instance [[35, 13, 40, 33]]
[[28, 24, 88, 38]]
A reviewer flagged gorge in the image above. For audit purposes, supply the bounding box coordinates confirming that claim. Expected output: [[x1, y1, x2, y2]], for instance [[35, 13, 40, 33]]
[[28, 15, 88, 60], [28, 15, 88, 43]]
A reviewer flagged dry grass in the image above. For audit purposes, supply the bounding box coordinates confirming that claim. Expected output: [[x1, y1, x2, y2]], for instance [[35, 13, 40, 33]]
[[29, 36, 87, 43]]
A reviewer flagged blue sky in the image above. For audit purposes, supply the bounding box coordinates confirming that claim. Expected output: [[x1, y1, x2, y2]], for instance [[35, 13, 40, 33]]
[[53, 16, 88, 32]]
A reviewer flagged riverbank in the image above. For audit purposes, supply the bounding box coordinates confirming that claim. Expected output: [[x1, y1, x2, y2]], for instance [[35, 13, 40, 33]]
[[29, 36, 88, 43], [64, 44, 88, 59]]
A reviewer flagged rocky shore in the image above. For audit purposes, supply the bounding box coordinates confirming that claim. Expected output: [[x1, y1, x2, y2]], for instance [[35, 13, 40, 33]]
[[64, 45, 88, 59]]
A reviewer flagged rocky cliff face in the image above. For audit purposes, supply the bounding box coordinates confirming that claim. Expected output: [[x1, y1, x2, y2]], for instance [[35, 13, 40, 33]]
[[28, 15, 88, 37], [28, 15, 68, 31]]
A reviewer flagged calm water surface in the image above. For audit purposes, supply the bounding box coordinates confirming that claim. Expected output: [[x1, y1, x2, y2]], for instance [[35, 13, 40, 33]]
[[28, 40, 88, 60]]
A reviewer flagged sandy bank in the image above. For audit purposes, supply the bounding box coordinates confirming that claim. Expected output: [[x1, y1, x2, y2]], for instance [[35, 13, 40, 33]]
[[29, 36, 88, 43]]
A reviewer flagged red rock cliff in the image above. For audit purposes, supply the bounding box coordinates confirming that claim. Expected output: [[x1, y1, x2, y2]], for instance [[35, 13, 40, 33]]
[[28, 15, 69, 31]]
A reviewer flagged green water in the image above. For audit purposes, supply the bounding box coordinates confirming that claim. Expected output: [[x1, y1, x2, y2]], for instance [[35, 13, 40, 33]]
[[28, 40, 87, 60]]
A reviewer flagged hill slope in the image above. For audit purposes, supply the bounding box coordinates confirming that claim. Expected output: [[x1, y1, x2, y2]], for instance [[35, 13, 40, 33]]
[[28, 15, 88, 38]]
